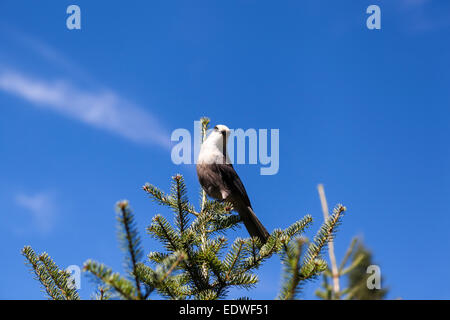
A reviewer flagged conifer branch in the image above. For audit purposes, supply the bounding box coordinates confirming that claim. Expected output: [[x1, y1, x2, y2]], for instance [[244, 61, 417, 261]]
[[116, 200, 143, 299], [83, 260, 137, 300], [38, 253, 80, 300], [224, 239, 245, 281], [277, 204, 346, 300], [200, 117, 210, 212], [340, 253, 365, 276], [300, 204, 346, 280], [278, 238, 306, 300], [172, 174, 190, 235], [136, 251, 186, 299], [148, 215, 183, 252], [92, 286, 111, 300], [22, 246, 65, 300], [143, 183, 198, 217], [199, 117, 210, 280], [318, 184, 340, 294], [338, 237, 358, 273]]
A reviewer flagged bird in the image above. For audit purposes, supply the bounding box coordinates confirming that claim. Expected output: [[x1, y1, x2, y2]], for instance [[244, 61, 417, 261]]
[[196, 124, 270, 243]]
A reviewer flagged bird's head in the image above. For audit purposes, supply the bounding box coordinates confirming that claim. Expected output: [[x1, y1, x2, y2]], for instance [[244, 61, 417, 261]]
[[210, 124, 231, 144], [213, 124, 231, 138], [202, 124, 230, 153]]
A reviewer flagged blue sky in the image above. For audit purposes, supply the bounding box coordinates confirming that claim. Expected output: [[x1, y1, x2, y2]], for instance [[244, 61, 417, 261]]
[[1, 0, 449, 299]]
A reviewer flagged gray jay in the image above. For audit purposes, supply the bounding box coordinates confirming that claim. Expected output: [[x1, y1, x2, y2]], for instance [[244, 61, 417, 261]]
[[196, 124, 270, 243]]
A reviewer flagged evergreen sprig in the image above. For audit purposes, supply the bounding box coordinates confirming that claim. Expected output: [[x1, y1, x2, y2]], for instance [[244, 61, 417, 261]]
[[83, 260, 138, 300], [115, 200, 144, 299], [21, 246, 79, 300], [314, 238, 388, 300], [278, 204, 346, 300]]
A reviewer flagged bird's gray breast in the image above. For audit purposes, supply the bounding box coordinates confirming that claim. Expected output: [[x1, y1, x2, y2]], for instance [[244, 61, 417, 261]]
[[196, 163, 230, 201]]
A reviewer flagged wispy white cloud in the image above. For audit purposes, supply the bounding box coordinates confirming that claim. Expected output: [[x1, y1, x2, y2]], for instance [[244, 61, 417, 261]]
[[15, 192, 56, 234], [0, 26, 97, 85], [0, 69, 171, 148], [0, 29, 171, 149]]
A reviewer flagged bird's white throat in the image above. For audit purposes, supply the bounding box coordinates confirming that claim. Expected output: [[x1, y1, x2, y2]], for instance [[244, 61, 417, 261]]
[[197, 130, 230, 165]]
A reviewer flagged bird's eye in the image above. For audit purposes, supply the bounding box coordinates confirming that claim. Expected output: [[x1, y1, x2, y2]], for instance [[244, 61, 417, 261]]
[[214, 126, 219, 131]]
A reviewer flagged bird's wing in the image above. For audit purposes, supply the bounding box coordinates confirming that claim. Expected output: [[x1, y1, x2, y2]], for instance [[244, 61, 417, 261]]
[[215, 163, 252, 208]]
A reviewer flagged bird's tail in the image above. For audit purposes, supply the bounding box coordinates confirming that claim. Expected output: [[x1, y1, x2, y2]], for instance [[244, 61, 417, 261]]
[[236, 205, 270, 243]]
